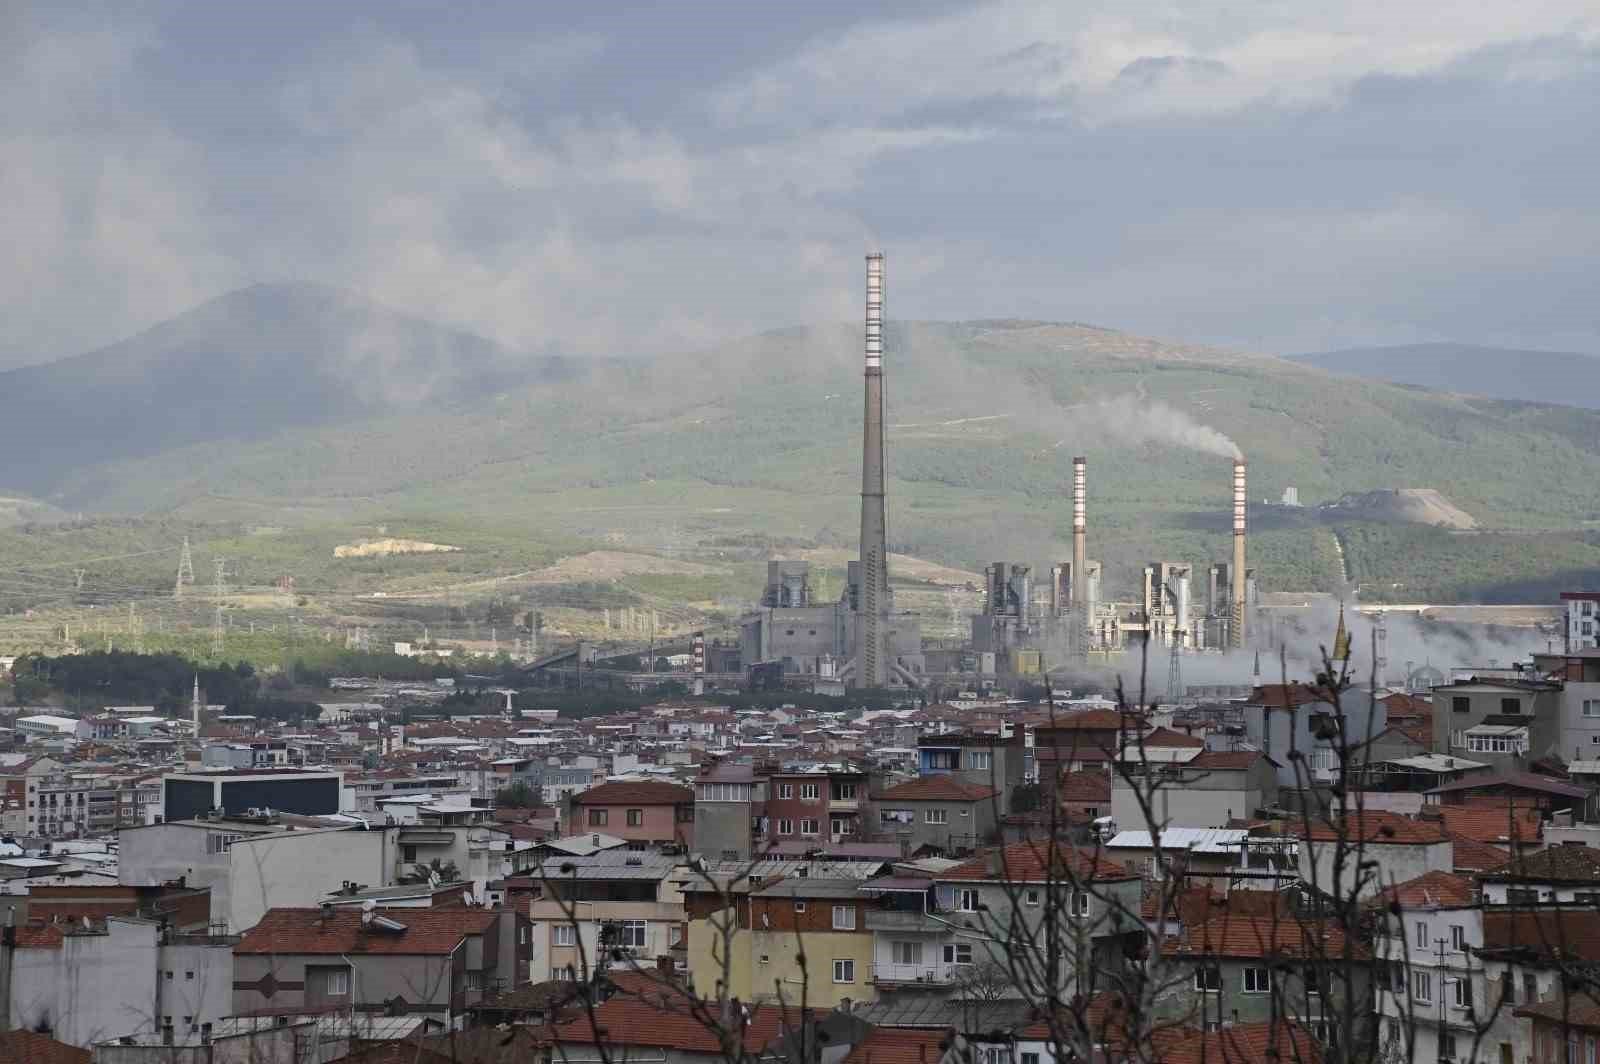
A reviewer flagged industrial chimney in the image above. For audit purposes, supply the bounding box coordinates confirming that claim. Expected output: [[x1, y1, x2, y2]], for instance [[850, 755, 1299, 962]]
[[856, 253, 890, 687], [1072, 457, 1088, 653], [1231, 459, 1247, 648]]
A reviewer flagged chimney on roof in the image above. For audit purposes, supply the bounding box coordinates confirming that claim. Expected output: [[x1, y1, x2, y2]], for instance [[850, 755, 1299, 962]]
[[320, 901, 334, 926]]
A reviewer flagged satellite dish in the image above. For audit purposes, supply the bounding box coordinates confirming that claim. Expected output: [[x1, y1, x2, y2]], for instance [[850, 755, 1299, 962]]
[[362, 899, 376, 914]]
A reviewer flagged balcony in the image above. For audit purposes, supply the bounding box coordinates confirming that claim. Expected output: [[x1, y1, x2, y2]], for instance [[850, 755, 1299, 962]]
[[828, 799, 861, 813], [871, 962, 963, 986], [864, 910, 944, 933]]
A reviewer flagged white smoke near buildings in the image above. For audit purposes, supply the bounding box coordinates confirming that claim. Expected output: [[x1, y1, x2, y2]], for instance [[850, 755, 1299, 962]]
[[1067, 394, 1243, 460]]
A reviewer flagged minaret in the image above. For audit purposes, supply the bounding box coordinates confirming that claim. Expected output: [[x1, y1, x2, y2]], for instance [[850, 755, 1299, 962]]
[[856, 253, 890, 688], [191, 674, 202, 734]]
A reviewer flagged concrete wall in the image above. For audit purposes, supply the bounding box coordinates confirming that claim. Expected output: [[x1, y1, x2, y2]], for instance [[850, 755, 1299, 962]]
[[1299, 839, 1451, 900], [694, 801, 752, 861], [10, 917, 160, 1047], [686, 913, 752, 1002], [1110, 766, 1271, 832], [530, 899, 682, 982], [157, 940, 235, 1036], [228, 829, 386, 934], [572, 802, 689, 848], [873, 798, 997, 854], [1559, 682, 1600, 762], [747, 928, 873, 1007], [118, 825, 235, 929], [232, 950, 459, 1018]]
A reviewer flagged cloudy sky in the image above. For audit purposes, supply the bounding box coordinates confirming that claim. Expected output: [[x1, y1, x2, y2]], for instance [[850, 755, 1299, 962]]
[[6, 1, 1599, 368]]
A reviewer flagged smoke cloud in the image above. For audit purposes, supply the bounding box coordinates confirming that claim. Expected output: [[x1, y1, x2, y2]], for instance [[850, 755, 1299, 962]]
[[1068, 394, 1243, 460]]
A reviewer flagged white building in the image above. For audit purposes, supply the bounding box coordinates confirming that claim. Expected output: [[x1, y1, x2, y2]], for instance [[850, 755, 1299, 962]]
[[1563, 592, 1600, 651], [14, 714, 89, 744]]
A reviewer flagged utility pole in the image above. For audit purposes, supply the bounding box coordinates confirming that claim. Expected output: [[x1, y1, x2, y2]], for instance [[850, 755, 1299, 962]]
[[211, 558, 228, 657], [175, 537, 195, 598]]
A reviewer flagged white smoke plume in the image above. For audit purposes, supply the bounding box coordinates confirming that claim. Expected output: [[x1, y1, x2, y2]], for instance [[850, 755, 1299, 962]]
[[1069, 394, 1242, 460]]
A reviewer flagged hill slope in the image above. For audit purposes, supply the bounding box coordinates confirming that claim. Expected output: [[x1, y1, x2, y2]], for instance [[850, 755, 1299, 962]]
[[7, 298, 1600, 605], [0, 282, 584, 496], [1290, 343, 1600, 409]]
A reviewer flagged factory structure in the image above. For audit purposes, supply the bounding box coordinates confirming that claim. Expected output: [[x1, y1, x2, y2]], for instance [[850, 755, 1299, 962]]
[[740, 253, 1257, 689]]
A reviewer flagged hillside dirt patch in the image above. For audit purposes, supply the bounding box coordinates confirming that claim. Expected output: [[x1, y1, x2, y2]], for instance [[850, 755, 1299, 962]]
[[1318, 489, 1479, 530], [526, 551, 723, 583], [334, 537, 462, 558]]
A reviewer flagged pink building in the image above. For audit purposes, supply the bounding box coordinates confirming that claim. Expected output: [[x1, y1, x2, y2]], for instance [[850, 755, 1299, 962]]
[[566, 780, 695, 848]]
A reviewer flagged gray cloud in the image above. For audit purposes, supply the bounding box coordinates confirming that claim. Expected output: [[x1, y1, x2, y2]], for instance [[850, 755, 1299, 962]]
[[3, 2, 1599, 369]]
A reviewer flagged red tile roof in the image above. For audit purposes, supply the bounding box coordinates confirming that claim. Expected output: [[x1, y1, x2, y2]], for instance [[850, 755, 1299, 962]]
[[1372, 870, 1476, 910], [1187, 750, 1270, 771], [876, 776, 999, 802], [1484, 844, 1600, 883], [1152, 1021, 1323, 1064], [1516, 992, 1600, 1033], [1058, 770, 1111, 803], [1450, 833, 1513, 873], [941, 840, 1135, 883], [1298, 811, 1447, 845], [1139, 727, 1207, 749], [235, 908, 497, 956], [1483, 909, 1600, 960], [553, 986, 818, 1054], [1172, 913, 1364, 961], [1036, 710, 1133, 732], [572, 780, 693, 806], [0, 1030, 91, 1064], [1016, 991, 1137, 1046], [1434, 806, 1542, 845], [840, 1026, 952, 1064], [1249, 684, 1334, 709]]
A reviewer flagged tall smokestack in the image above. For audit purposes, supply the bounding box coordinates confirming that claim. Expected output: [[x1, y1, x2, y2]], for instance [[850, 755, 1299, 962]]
[[1231, 459, 1247, 648], [1072, 457, 1088, 653], [856, 253, 890, 687]]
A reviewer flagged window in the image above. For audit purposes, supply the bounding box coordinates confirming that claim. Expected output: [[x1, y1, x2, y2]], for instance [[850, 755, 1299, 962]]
[[669, 925, 683, 946], [1507, 887, 1539, 904], [1453, 975, 1472, 1009], [587, 809, 608, 826], [794, 901, 807, 913], [957, 889, 979, 912], [554, 924, 576, 947], [1501, 697, 1522, 715], [1584, 700, 1600, 718], [185, 971, 195, 981], [1524, 973, 1538, 1004], [1243, 967, 1272, 993], [552, 966, 574, 981], [779, 783, 794, 799], [831, 817, 856, 836], [778, 818, 794, 836], [892, 941, 923, 965], [466, 971, 485, 991], [327, 968, 351, 996], [166, 971, 174, 981], [626, 809, 643, 827], [832, 905, 857, 930], [620, 920, 647, 948], [1441, 1033, 1458, 1061], [968, 751, 992, 771], [1451, 924, 1466, 952], [944, 943, 973, 965], [833, 959, 855, 983], [1070, 892, 1091, 918], [800, 783, 820, 801], [1452, 696, 1471, 714], [1194, 967, 1222, 992], [800, 818, 819, 836], [1024, 889, 1041, 906], [926, 809, 949, 825], [834, 783, 858, 801], [1413, 971, 1432, 1003], [1022, 1054, 1040, 1064], [1415, 921, 1429, 949]]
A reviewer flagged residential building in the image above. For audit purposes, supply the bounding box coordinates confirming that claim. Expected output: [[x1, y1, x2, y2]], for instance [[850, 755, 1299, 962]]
[[230, 906, 523, 1025], [1477, 910, 1600, 1064], [1478, 845, 1600, 906], [1433, 677, 1562, 770], [15, 715, 90, 744], [873, 776, 999, 855], [524, 849, 686, 983], [1370, 870, 1485, 1064], [1241, 685, 1389, 789], [693, 762, 762, 861], [565, 779, 695, 849], [161, 768, 343, 821], [765, 765, 871, 846], [1110, 750, 1279, 832], [1296, 811, 1451, 900], [553, 983, 822, 1064], [918, 730, 1025, 805], [1517, 992, 1600, 1064], [1562, 592, 1600, 651]]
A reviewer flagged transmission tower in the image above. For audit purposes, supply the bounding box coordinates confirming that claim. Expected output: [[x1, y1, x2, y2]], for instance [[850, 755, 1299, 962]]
[[175, 538, 195, 599], [211, 558, 228, 656]]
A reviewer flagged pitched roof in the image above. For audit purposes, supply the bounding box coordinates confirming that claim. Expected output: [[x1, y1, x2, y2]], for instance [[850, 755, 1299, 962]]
[[1172, 913, 1364, 961], [840, 1026, 952, 1064], [0, 1030, 91, 1064], [1035, 710, 1132, 733], [1373, 870, 1477, 910], [1248, 684, 1334, 709], [1483, 844, 1600, 883], [1435, 806, 1542, 845], [1152, 1021, 1323, 1064], [1058, 770, 1111, 803], [940, 840, 1135, 883], [572, 780, 693, 805], [553, 987, 818, 1054], [1298, 811, 1447, 845], [1427, 771, 1592, 798], [1483, 909, 1600, 960], [1140, 727, 1207, 749], [1450, 834, 1513, 873], [234, 908, 497, 956], [1516, 991, 1600, 1032], [876, 776, 999, 802], [1187, 750, 1271, 771]]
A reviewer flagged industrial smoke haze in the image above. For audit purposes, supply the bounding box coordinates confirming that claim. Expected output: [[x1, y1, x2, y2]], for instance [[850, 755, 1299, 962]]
[[1071, 394, 1243, 461]]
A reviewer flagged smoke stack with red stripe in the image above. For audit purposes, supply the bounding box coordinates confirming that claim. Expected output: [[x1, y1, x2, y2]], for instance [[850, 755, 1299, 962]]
[[1231, 459, 1247, 648], [855, 253, 890, 687]]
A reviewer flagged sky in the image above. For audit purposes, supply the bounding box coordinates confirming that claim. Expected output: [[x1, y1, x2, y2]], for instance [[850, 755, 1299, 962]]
[[5, 1, 1600, 369]]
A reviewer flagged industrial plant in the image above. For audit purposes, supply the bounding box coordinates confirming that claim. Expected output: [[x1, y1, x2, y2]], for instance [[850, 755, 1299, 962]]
[[740, 254, 1260, 690]]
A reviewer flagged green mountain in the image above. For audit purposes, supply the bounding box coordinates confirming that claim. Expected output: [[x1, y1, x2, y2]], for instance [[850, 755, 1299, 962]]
[[6, 298, 1600, 611], [1290, 342, 1600, 410]]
